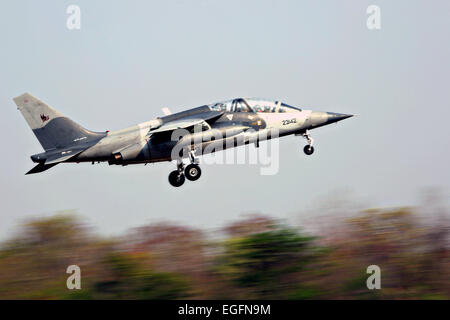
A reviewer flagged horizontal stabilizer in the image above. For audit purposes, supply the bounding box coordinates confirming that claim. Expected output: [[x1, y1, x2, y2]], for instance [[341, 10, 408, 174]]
[[26, 163, 58, 175], [45, 149, 84, 165]]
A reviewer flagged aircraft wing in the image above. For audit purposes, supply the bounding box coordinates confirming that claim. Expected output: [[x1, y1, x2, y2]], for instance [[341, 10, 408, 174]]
[[149, 118, 205, 134], [149, 110, 224, 135]]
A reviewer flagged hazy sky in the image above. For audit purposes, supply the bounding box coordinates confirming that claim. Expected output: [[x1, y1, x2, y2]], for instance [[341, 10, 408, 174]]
[[0, 1, 449, 239]]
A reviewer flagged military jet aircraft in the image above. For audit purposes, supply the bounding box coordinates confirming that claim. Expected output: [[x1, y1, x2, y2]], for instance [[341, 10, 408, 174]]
[[13, 93, 353, 187]]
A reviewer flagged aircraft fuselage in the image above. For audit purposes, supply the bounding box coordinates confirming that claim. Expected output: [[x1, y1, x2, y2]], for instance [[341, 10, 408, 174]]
[[15, 94, 353, 185]]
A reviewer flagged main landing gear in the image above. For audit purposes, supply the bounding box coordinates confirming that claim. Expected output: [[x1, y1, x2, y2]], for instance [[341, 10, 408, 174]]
[[168, 168, 185, 187], [302, 130, 315, 155], [185, 163, 201, 181], [168, 150, 202, 187]]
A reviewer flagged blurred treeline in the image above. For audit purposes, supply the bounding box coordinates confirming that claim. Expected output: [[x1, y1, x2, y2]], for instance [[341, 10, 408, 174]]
[[0, 206, 448, 299]]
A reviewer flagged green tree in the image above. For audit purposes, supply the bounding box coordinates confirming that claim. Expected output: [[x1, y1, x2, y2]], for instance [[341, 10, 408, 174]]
[[92, 252, 191, 299], [215, 225, 318, 299]]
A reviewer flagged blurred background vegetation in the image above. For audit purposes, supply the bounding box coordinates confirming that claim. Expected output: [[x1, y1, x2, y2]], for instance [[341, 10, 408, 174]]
[[0, 202, 448, 299]]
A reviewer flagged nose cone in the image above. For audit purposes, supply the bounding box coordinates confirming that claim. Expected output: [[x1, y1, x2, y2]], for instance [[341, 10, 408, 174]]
[[307, 111, 354, 129], [326, 112, 353, 125]]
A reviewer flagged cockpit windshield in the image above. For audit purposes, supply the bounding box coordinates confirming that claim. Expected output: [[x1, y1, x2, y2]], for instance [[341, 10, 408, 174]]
[[209, 98, 302, 113]]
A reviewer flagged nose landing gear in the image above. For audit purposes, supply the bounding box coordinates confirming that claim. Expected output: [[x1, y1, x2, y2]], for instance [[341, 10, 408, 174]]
[[303, 145, 314, 155], [302, 130, 315, 155], [168, 149, 202, 187]]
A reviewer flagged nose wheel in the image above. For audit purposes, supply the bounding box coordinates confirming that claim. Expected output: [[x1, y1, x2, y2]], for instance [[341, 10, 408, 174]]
[[302, 130, 315, 155], [168, 150, 202, 187], [303, 145, 314, 155]]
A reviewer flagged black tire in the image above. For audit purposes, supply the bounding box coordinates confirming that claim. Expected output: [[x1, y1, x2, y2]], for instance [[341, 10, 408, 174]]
[[303, 145, 314, 155], [185, 164, 202, 181], [168, 170, 185, 187]]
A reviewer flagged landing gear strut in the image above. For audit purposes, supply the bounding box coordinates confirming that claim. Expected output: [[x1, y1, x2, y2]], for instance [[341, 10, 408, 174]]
[[302, 130, 315, 155], [185, 149, 201, 180], [168, 149, 202, 187]]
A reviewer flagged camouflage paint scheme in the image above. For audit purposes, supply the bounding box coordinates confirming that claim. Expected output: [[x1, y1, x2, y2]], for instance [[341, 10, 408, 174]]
[[13, 93, 353, 181]]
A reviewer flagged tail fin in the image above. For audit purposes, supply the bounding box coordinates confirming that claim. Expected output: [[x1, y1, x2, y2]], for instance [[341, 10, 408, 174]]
[[13, 93, 104, 151]]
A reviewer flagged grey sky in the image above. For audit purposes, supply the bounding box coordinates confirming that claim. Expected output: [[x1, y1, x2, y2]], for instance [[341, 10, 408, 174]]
[[0, 1, 449, 239]]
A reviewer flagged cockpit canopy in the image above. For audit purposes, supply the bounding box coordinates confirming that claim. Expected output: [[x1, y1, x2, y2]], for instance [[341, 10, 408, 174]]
[[209, 98, 302, 113]]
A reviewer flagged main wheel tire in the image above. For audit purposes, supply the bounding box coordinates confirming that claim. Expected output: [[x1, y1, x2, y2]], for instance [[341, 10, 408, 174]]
[[303, 145, 314, 155], [168, 170, 185, 187], [185, 164, 202, 181]]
